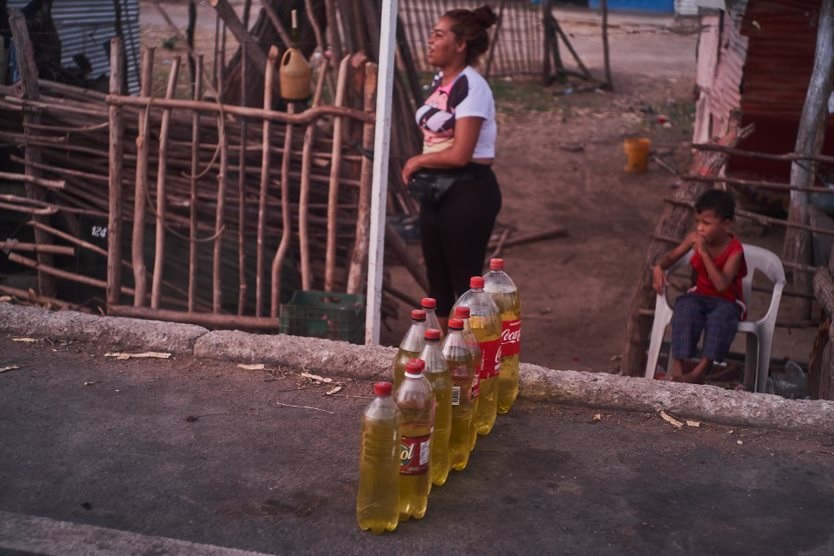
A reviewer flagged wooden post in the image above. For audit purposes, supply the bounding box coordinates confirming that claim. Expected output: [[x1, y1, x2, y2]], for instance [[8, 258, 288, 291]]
[[188, 55, 203, 312], [132, 46, 154, 306], [237, 45, 248, 315], [150, 57, 182, 309], [257, 46, 278, 317], [8, 9, 55, 297], [325, 55, 350, 292], [601, 0, 613, 90], [347, 62, 376, 295], [324, 0, 342, 60], [541, 0, 551, 85], [484, 0, 506, 80], [620, 117, 752, 376], [271, 104, 296, 318], [213, 60, 228, 313], [782, 0, 834, 316], [210, 0, 268, 72], [107, 37, 125, 307]]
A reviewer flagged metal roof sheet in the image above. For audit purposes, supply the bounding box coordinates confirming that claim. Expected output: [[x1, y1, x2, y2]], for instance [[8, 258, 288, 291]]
[[8, 0, 140, 94]]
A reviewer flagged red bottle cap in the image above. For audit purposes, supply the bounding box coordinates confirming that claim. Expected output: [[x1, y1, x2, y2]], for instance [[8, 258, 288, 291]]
[[448, 318, 463, 330], [470, 276, 485, 289], [454, 306, 470, 319], [421, 297, 437, 309], [405, 358, 425, 375], [410, 309, 426, 321], [490, 258, 504, 271], [425, 328, 441, 340], [374, 381, 392, 396]]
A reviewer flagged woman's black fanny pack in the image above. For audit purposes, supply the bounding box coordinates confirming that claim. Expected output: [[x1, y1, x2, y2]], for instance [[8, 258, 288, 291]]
[[407, 164, 489, 205]]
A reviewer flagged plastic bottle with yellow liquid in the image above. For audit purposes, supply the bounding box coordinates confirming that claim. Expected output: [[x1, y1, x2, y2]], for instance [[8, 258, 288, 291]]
[[453, 305, 482, 451], [392, 309, 426, 389], [453, 276, 502, 436], [419, 328, 451, 486], [356, 381, 401, 534], [442, 317, 478, 471], [421, 297, 444, 341], [483, 258, 522, 414], [394, 359, 435, 521]]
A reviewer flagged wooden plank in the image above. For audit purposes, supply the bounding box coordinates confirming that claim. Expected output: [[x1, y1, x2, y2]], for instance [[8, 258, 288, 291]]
[[107, 37, 125, 307]]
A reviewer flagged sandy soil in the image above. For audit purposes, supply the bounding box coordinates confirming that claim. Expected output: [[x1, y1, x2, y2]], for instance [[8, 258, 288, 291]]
[[138, 3, 815, 375]]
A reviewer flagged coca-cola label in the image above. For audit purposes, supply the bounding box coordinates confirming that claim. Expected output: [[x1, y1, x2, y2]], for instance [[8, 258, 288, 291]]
[[400, 434, 430, 475], [479, 337, 502, 379], [501, 319, 522, 357]]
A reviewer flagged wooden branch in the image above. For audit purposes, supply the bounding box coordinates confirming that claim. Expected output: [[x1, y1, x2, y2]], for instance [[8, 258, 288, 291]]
[[692, 143, 834, 165], [271, 103, 296, 318], [8, 252, 135, 296], [385, 221, 429, 294], [107, 37, 125, 307], [260, 0, 293, 48], [107, 305, 281, 330], [0, 284, 90, 312], [213, 58, 229, 313], [325, 55, 350, 292], [258, 47, 278, 318], [133, 46, 154, 307], [106, 95, 374, 124], [814, 267, 834, 317], [685, 174, 834, 194], [151, 57, 182, 309], [210, 0, 268, 71], [0, 171, 65, 189], [0, 241, 74, 256], [347, 61, 376, 295], [188, 54, 202, 312]]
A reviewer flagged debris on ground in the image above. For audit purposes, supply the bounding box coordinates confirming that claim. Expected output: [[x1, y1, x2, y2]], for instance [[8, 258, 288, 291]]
[[104, 351, 172, 361], [238, 363, 266, 370], [660, 410, 684, 428], [0, 364, 23, 373]]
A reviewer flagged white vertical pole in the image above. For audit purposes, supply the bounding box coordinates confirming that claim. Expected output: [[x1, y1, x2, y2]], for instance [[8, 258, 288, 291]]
[[365, 0, 399, 345]]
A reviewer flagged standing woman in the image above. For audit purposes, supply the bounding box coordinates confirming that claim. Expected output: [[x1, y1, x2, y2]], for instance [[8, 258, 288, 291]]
[[402, 5, 501, 328]]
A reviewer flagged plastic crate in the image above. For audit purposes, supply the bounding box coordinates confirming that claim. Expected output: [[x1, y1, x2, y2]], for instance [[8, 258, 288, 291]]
[[279, 290, 365, 344]]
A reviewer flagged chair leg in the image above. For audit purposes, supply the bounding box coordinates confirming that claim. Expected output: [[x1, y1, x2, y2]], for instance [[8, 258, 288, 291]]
[[756, 332, 774, 394], [743, 333, 758, 391]]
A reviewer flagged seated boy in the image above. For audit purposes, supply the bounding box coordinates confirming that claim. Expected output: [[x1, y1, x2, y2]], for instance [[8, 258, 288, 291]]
[[651, 189, 747, 383]]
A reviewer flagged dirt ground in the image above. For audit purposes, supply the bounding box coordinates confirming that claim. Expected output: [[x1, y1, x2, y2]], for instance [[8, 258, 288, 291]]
[[139, 3, 815, 376]]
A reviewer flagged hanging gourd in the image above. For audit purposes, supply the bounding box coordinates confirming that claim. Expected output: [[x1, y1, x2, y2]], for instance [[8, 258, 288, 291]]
[[279, 9, 312, 102]]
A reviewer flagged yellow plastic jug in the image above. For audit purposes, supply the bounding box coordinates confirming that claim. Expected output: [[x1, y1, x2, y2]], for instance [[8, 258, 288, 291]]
[[279, 47, 312, 101], [623, 137, 651, 173]]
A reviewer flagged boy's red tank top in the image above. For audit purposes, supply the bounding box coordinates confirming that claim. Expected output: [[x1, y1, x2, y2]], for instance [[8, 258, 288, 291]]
[[690, 237, 747, 311]]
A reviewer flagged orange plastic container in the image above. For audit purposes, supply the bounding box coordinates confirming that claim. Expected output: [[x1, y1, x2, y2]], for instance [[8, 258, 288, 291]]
[[623, 137, 651, 173]]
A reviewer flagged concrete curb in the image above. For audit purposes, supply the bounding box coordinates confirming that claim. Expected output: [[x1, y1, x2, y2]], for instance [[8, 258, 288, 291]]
[[0, 303, 207, 354], [3, 302, 834, 433]]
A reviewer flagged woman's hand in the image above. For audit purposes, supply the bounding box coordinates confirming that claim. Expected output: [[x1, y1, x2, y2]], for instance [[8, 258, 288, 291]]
[[402, 156, 422, 184], [651, 265, 667, 295]]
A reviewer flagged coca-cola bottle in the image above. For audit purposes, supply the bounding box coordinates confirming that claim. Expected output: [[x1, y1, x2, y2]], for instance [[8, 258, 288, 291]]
[[442, 318, 478, 471], [392, 309, 426, 389], [356, 381, 401, 534], [483, 258, 522, 414], [394, 358, 435, 520], [421, 297, 444, 340], [453, 305, 482, 451], [419, 329, 452, 486], [452, 276, 502, 436]]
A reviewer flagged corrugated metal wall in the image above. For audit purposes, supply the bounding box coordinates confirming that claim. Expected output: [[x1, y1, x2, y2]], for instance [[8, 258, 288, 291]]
[[8, 0, 140, 94]]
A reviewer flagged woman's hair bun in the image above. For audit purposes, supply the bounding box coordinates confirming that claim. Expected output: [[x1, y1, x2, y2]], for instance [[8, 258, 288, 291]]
[[472, 5, 498, 29]]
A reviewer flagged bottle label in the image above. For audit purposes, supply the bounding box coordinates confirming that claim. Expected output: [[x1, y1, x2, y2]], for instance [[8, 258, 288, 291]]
[[501, 319, 522, 357], [400, 435, 430, 475], [479, 337, 502, 379], [472, 372, 480, 398], [451, 385, 461, 406]]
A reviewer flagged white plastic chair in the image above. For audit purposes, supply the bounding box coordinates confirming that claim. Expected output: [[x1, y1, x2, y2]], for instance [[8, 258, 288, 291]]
[[643, 244, 786, 392]]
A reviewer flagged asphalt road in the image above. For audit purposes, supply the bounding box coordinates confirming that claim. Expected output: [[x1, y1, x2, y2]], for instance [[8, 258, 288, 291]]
[[1, 336, 834, 555]]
